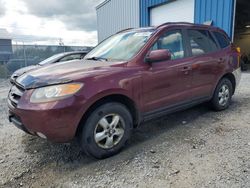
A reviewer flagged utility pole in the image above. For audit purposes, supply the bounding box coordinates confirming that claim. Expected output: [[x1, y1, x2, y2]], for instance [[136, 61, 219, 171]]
[[23, 42, 27, 67], [59, 38, 65, 52]]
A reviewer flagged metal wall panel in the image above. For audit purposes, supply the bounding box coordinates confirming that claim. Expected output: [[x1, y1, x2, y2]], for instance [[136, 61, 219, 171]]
[[96, 0, 140, 42], [140, 0, 235, 38], [150, 0, 195, 26], [195, 0, 235, 38], [0, 39, 12, 62], [140, 0, 168, 27], [97, 0, 235, 41]]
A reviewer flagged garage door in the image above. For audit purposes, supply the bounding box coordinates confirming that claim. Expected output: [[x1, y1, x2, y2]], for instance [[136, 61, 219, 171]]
[[150, 0, 195, 26]]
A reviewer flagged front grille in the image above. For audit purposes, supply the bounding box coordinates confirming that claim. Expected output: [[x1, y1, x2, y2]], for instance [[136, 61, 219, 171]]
[[8, 111, 32, 134], [10, 74, 18, 84], [8, 84, 25, 107]]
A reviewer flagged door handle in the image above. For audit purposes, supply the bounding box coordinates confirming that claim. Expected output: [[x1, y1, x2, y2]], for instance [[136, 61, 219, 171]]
[[181, 66, 192, 72], [217, 58, 224, 64], [181, 66, 192, 75]]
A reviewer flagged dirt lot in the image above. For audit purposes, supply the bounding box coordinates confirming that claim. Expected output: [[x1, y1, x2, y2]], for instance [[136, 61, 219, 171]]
[[0, 73, 250, 188]]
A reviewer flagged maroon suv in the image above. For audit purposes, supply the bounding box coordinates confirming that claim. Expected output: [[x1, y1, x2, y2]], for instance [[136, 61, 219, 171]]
[[8, 23, 241, 158]]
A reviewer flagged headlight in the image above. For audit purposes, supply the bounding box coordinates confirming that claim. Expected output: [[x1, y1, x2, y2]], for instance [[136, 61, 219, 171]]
[[30, 83, 83, 103]]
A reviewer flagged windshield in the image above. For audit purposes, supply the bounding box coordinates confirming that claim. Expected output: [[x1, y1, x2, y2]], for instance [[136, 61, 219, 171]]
[[38, 53, 64, 65], [85, 30, 155, 61]]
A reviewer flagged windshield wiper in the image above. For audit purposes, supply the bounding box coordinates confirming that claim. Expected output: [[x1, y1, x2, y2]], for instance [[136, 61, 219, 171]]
[[85, 57, 108, 61]]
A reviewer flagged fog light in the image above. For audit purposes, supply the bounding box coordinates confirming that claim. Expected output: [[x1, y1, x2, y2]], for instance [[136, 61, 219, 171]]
[[36, 132, 47, 139]]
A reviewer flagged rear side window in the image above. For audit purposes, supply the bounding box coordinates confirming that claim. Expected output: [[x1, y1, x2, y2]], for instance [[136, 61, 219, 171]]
[[207, 31, 219, 50], [187, 30, 218, 56], [213, 32, 230, 48]]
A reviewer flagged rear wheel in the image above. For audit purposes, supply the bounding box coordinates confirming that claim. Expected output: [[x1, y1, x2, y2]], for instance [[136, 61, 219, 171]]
[[211, 78, 233, 111], [79, 102, 133, 159]]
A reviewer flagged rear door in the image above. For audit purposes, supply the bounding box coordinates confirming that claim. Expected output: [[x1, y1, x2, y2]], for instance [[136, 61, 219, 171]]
[[142, 29, 193, 112], [185, 28, 222, 98]]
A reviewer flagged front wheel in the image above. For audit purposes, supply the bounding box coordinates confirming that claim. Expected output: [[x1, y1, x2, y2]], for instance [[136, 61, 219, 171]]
[[210, 78, 233, 111], [79, 102, 133, 159]]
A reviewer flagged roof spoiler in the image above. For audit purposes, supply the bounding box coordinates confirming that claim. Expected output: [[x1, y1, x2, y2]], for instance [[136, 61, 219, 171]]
[[203, 20, 213, 26]]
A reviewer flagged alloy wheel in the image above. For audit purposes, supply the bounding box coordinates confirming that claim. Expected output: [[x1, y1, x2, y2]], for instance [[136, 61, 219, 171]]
[[94, 114, 125, 149], [218, 84, 230, 106]]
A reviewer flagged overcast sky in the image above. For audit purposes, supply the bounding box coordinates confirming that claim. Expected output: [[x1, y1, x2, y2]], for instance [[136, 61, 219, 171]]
[[0, 0, 103, 46]]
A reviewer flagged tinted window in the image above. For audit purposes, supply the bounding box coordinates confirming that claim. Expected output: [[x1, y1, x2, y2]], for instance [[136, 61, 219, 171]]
[[38, 53, 64, 65], [207, 32, 218, 51], [59, 54, 82, 62], [152, 30, 184, 60], [187, 30, 218, 56], [213, 32, 230, 48]]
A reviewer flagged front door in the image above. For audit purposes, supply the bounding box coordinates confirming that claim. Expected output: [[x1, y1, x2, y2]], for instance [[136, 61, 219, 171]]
[[142, 29, 193, 113]]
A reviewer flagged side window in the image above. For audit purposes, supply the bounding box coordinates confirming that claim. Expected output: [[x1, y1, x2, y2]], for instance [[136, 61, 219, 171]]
[[207, 31, 219, 51], [187, 29, 217, 56], [213, 32, 230, 49], [152, 30, 184, 60], [59, 54, 81, 62]]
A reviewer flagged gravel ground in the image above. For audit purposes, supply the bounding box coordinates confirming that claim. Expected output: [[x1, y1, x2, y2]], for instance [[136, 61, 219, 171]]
[[0, 74, 250, 188]]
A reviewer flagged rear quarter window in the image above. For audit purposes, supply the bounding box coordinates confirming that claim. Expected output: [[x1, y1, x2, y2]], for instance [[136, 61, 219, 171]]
[[213, 32, 230, 49]]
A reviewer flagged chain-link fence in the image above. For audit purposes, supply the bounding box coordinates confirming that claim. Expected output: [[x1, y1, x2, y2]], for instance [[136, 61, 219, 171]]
[[0, 44, 92, 79]]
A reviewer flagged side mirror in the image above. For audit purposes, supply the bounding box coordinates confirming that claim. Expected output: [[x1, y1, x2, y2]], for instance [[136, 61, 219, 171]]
[[145, 49, 171, 63]]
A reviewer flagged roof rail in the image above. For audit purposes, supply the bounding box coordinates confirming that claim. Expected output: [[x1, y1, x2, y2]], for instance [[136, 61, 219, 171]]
[[156, 22, 194, 28], [116, 28, 134, 34]]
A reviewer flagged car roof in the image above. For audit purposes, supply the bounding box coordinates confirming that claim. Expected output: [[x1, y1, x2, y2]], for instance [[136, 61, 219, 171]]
[[157, 22, 224, 31], [62, 51, 89, 55], [118, 22, 226, 35], [53, 51, 89, 57]]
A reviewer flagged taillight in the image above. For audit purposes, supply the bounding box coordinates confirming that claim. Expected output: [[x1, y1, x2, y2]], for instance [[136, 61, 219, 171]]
[[236, 47, 241, 53], [237, 47, 241, 68], [237, 56, 240, 68], [231, 44, 241, 68]]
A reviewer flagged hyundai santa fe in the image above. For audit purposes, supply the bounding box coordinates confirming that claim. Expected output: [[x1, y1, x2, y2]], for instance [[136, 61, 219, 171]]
[[8, 22, 241, 159]]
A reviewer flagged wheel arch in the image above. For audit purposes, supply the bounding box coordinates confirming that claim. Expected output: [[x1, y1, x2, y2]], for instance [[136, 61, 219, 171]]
[[75, 94, 140, 137], [221, 73, 236, 94], [213, 72, 236, 96]]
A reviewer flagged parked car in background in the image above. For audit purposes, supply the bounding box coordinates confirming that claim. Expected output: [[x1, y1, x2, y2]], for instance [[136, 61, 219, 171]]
[[8, 22, 241, 159], [10, 51, 89, 83]]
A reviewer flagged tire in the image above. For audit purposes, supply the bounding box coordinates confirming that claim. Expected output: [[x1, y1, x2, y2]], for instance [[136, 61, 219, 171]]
[[211, 78, 233, 111], [240, 60, 248, 71], [79, 102, 133, 159]]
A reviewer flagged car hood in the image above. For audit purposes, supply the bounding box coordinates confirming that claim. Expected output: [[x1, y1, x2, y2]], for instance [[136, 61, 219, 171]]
[[15, 59, 127, 89], [10, 65, 40, 83]]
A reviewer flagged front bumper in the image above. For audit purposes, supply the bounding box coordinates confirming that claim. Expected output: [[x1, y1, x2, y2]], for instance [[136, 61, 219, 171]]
[[8, 112, 31, 135], [232, 68, 241, 88], [8, 95, 85, 143]]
